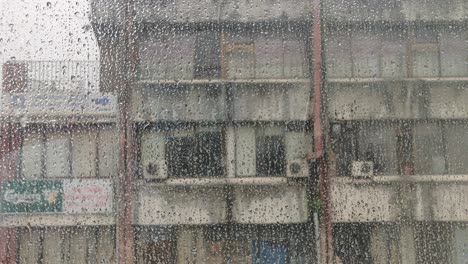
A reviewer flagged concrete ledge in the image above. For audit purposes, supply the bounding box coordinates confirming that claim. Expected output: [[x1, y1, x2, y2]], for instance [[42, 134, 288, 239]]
[[332, 175, 468, 222], [333, 175, 468, 184], [0, 214, 115, 227], [328, 77, 468, 84], [0, 114, 116, 125], [137, 177, 305, 187], [137, 79, 310, 85]]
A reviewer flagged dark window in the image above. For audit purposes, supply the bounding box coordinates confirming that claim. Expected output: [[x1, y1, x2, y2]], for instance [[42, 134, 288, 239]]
[[167, 131, 223, 177], [166, 136, 195, 177], [334, 122, 398, 176], [256, 135, 285, 176]]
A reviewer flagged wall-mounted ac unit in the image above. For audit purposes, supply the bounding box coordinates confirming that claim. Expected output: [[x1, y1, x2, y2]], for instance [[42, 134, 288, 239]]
[[143, 160, 168, 180], [351, 161, 374, 178], [286, 159, 309, 178]]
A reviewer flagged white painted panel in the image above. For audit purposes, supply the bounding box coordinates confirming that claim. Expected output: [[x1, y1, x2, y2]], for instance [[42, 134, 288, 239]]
[[413, 123, 445, 175], [235, 126, 256, 176], [430, 85, 468, 119], [134, 85, 226, 121], [285, 132, 312, 160], [18, 230, 41, 264], [431, 183, 468, 221], [141, 130, 166, 179], [43, 230, 63, 263], [381, 33, 406, 78], [137, 187, 227, 225], [68, 230, 88, 264], [232, 185, 308, 224], [96, 227, 115, 264], [446, 123, 468, 174], [325, 32, 352, 78], [352, 32, 380, 78], [233, 84, 310, 121], [440, 30, 467, 77], [45, 132, 71, 178], [284, 39, 306, 78], [413, 51, 439, 77], [331, 181, 398, 222], [21, 133, 43, 179], [72, 131, 97, 178], [62, 179, 113, 214], [98, 128, 119, 178], [255, 36, 283, 78], [227, 49, 255, 79], [226, 127, 236, 178], [328, 84, 388, 120], [454, 227, 468, 264]]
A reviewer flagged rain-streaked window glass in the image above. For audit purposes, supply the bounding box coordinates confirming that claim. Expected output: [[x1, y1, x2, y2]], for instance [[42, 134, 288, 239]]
[[2, 0, 468, 263]]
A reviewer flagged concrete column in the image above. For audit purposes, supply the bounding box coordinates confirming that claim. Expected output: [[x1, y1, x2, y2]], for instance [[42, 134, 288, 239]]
[[0, 123, 20, 264], [371, 225, 388, 264], [225, 126, 236, 178], [399, 224, 417, 264], [235, 126, 256, 177], [371, 225, 400, 264]]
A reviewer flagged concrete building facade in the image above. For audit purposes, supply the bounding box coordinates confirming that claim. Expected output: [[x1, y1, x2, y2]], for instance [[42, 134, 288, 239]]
[[0, 61, 118, 263], [1, 0, 468, 263], [324, 0, 468, 263]]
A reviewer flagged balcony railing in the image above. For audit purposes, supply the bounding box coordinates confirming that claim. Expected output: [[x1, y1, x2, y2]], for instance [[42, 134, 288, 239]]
[[3, 60, 100, 93]]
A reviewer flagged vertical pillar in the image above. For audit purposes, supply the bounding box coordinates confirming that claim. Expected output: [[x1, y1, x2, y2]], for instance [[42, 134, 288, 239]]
[[117, 0, 137, 263], [0, 123, 20, 264], [225, 127, 236, 178], [399, 224, 417, 264]]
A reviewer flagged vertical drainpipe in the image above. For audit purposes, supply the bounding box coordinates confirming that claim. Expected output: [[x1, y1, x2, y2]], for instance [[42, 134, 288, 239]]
[[310, 0, 333, 262], [117, 0, 137, 263], [0, 122, 19, 264]]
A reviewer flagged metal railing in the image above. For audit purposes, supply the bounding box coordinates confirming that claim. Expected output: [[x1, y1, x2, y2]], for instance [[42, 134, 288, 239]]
[[3, 60, 100, 93]]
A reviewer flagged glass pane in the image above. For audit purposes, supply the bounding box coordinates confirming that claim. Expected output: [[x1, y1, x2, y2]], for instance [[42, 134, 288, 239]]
[[2, 0, 467, 263]]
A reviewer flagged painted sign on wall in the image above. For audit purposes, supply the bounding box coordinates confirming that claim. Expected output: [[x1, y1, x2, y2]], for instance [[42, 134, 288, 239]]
[[1, 180, 63, 213], [63, 179, 113, 214], [1, 179, 113, 214], [2, 93, 117, 116]]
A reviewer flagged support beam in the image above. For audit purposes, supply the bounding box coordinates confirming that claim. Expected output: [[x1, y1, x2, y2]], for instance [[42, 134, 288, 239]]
[[0, 123, 20, 264], [117, 0, 137, 263]]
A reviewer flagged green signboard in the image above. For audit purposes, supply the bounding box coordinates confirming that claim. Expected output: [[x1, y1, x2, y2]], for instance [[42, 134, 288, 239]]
[[1, 180, 63, 213]]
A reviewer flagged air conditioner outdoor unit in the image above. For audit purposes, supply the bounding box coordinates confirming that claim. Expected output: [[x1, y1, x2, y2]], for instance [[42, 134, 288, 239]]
[[286, 159, 309, 178], [351, 161, 374, 178], [143, 160, 168, 180]]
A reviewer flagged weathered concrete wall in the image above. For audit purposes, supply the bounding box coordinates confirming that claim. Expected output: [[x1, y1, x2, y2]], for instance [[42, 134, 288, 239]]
[[331, 180, 399, 222], [332, 177, 468, 223], [416, 183, 468, 222], [91, 0, 312, 25], [133, 83, 311, 122], [136, 186, 227, 225], [132, 84, 226, 121], [21, 127, 118, 179], [232, 185, 308, 224], [1, 214, 115, 227], [233, 83, 311, 121], [328, 82, 468, 120], [136, 183, 308, 225], [324, 0, 467, 22], [16, 227, 115, 264]]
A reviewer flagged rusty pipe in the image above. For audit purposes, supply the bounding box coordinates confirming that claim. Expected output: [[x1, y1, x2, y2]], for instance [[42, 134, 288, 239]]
[[117, 0, 138, 263], [310, 0, 333, 262]]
